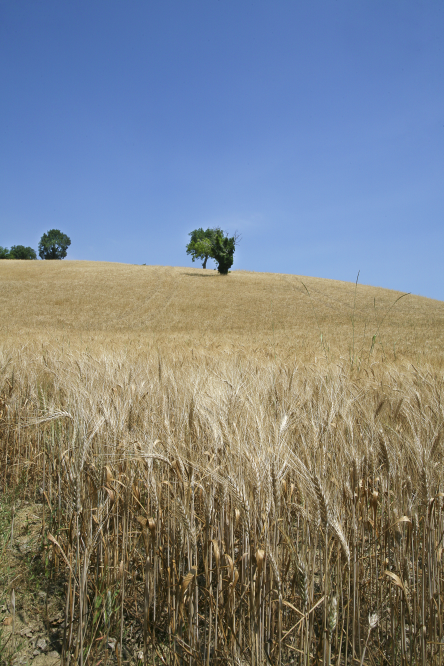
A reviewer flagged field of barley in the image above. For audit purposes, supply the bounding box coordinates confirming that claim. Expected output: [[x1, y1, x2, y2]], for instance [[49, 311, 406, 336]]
[[1, 260, 444, 666]]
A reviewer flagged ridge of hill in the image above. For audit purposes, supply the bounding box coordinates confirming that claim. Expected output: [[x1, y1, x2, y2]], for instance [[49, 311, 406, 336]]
[[1, 260, 443, 364]]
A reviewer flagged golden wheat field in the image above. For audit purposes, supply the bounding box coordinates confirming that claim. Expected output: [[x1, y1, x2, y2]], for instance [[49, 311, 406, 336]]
[[1, 260, 444, 666], [1, 260, 444, 363]]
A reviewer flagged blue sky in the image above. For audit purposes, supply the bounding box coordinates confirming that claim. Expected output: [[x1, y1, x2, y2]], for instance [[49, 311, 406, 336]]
[[1, 1, 443, 300]]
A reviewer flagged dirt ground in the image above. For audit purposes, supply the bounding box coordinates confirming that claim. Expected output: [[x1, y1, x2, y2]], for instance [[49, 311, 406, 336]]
[[1, 501, 142, 666], [0, 502, 64, 666]]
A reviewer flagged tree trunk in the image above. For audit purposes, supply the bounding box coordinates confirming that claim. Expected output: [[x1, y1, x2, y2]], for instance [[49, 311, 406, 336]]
[[202, 256, 208, 269]]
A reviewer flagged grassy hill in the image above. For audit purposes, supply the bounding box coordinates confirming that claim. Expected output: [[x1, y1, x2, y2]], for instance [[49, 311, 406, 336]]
[[1, 259, 443, 364], [1, 261, 444, 665]]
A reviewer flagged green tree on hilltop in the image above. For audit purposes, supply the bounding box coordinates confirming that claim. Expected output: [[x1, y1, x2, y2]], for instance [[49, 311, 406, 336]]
[[186, 227, 240, 274], [9, 245, 37, 260], [38, 229, 71, 260], [186, 227, 220, 269], [211, 230, 237, 275], [0, 245, 37, 259]]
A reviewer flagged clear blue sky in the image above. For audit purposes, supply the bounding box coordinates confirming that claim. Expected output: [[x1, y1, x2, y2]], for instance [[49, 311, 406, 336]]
[[1, 1, 443, 300]]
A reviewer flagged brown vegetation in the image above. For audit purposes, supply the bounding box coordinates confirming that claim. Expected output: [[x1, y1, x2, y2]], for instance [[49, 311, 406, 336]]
[[1, 260, 444, 665], [1, 260, 443, 364]]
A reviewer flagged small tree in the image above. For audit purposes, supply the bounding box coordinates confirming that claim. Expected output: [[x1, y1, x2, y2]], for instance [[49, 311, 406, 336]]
[[210, 231, 234, 274], [0, 245, 37, 259], [9, 245, 37, 260], [186, 228, 220, 268], [38, 229, 71, 260], [186, 227, 240, 274]]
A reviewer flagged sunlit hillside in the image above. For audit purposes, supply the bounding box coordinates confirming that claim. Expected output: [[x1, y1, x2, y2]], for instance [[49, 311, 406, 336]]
[[1, 261, 444, 665], [1, 259, 443, 364]]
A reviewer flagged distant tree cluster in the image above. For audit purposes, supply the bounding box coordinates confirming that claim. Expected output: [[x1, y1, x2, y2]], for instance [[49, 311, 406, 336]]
[[186, 227, 240, 274], [1, 229, 71, 261], [0, 245, 37, 260]]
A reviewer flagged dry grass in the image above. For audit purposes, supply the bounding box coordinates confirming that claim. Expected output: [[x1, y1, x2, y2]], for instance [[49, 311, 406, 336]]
[[1, 260, 444, 665], [1, 260, 443, 365]]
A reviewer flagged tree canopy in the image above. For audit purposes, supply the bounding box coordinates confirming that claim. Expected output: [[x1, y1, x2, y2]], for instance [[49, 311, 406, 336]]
[[10, 245, 37, 260], [211, 231, 237, 275], [186, 228, 220, 269], [186, 227, 240, 274], [38, 229, 71, 260], [0, 245, 37, 259]]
